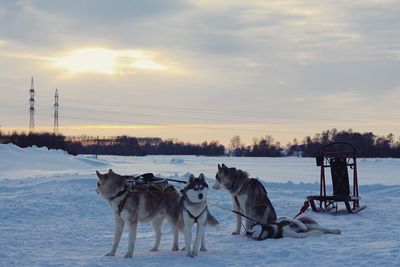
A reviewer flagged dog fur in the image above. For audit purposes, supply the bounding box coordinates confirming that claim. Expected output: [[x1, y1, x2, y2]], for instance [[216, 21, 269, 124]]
[[96, 169, 181, 258], [213, 163, 277, 234], [247, 216, 341, 240], [180, 173, 219, 257]]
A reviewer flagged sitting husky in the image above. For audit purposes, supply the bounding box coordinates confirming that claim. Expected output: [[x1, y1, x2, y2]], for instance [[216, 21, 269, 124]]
[[181, 173, 219, 258], [213, 164, 277, 235], [96, 169, 181, 258], [247, 216, 341, 240]]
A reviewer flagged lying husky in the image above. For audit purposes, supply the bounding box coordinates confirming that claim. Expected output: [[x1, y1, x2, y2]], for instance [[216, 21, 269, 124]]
[[96, 169, 181, 258], [181, 173, 219, 258], [213, 164, 277, 234], [247, 216, 341, 240]]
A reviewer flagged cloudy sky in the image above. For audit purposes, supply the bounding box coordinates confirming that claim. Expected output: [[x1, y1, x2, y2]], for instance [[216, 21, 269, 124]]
[[0, 0, 399, 145]]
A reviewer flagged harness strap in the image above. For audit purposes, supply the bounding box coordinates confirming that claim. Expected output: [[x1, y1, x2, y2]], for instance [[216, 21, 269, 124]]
[[116, 188, 163, 217], [259, 225, 275, 240], [236, 179, 251, 195], [109, 187, 128, 201], [184, 204, 207, 224], [117, 193, 129, 215], [274, 220, 292, 238]]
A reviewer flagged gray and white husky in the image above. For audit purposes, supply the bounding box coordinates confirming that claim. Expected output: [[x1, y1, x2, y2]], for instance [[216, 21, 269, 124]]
[[213, 163, 277, 235], [247, 216, 341, 240], [180, 173, 219, 258], [96, 169, 181, 258]]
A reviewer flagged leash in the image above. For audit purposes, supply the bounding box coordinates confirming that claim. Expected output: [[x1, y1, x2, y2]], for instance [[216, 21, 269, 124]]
[[293, 201, 310, 219], [208, 201, 264, 233], [165, 178, 187, 184]]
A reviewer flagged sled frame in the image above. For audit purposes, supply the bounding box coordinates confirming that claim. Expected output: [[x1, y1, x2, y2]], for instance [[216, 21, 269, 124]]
[[307, 142, 364, 213]]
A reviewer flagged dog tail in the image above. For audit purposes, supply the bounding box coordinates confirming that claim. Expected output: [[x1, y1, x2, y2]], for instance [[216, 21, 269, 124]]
[[207, 213, 219, 229], [298, 216, 341, 234], [319, 227, 341, 234]]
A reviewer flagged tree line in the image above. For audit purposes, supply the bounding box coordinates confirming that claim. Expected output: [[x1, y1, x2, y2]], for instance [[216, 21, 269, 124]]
[[0, 131, 225, 156], [227, 129, 400, 157], [1, 129, 399, 157], [286, 129, 400, 158]]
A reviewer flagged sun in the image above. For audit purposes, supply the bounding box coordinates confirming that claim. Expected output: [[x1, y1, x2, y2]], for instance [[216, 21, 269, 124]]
[[53, 47, 169, 74]]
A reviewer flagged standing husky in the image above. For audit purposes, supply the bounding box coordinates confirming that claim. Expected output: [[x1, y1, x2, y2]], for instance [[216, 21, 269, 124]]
[[247, 216, 341, 240], [213, 164, 277, 234], [181, 173, 219, 258], [96, 169, 181, 258]]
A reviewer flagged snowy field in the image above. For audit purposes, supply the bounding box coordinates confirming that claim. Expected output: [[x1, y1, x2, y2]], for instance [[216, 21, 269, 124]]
[[1, 144, 399, 266]]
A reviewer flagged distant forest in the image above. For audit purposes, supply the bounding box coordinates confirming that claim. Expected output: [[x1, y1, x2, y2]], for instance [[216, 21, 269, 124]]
[[0, 129, 399, 158]]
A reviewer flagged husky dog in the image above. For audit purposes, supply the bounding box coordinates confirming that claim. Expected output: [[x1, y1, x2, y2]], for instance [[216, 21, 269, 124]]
[[96, 169, 181, 258], [247, 216, 341, 240], [181, 173, 219, 258], [213, 163, 277, 235]]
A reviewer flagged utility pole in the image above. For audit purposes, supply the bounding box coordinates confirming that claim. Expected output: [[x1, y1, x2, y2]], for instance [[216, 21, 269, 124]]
[[29, 77, 35, 132], [54, 89, 59, 134]]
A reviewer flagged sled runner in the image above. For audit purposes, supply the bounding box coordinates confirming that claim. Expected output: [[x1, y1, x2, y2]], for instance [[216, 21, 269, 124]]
[[307, 142, 366, 213]]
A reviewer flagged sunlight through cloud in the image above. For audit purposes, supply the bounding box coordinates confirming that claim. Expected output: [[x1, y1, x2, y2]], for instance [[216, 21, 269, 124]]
[[53, 47, 171, 74]]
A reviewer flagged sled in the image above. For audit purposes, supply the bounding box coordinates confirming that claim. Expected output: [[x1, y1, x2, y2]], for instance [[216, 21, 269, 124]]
[[307, 142, 366, 213]]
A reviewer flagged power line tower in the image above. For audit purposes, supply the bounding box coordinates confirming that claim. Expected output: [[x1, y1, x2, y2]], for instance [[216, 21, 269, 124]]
[[29, 77, 35, 132], [54, 88, 59, 134]]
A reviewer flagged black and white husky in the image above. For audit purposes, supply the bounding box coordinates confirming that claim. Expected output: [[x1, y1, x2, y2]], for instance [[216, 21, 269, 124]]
[[180, 173, 219, 258], [247, 216, 341, 240]]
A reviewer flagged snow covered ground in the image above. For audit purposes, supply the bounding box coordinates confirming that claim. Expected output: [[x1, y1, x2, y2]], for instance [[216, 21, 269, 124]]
[[1, 144, 399, 266]]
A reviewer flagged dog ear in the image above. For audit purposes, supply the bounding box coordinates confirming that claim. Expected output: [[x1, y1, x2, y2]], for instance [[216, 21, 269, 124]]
[[96, 170, 104, 180], [188, 173, 195, 183], [108, 169, 113, 174], [218, 164, 221, 170], [221, 163, 227, 169], [199, 173, 205, 181]]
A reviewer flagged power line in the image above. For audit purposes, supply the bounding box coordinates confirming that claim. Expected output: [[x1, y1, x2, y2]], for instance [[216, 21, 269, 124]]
[[32, 102, 394, 125]]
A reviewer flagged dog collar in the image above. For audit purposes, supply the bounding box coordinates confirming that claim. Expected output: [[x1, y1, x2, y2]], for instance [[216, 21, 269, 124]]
[[109, 186, 128, 201]]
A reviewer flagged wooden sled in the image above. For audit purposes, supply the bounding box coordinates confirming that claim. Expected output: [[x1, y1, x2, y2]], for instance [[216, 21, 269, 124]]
[[307, 142, 366, 214]]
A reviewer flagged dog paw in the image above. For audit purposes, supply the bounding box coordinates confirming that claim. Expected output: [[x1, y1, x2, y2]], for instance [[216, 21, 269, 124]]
[[150, 247, 159, 252], [190, 251, 198, 257], [181, 246, 186, 251], [104, 251, 116, 256], [171, 245, 180, 251], [186, 252, 191, 257], [123, 252, 133, 258], [231, 230, 240, 235], [200, 247, 207, 252]]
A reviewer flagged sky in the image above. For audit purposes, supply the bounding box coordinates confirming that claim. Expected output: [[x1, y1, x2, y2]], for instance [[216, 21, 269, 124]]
[[0, 0, 399, 146]]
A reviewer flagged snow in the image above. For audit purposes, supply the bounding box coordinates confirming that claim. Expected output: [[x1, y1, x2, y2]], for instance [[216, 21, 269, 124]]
[[0, 144, 108, 179], [0, 143, 399, 266], [170, 158, 185, 165]]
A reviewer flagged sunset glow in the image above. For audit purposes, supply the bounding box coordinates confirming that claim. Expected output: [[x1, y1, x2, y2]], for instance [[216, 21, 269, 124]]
[[0, 0, 399, 144], [53, 48, 169, 74]]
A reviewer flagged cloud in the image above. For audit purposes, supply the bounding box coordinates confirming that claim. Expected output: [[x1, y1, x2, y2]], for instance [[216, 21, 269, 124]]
[[1, 0, 400, 141], [319, 92, 363, 105]]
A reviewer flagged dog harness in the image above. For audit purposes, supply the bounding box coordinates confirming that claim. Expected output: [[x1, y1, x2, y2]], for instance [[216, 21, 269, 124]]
[[250, 220, 292, 240], [108, 186, 129, 215], [109, 186, 128, 201], [181, 195, 207, 224], [184, 204, 207, 223]]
